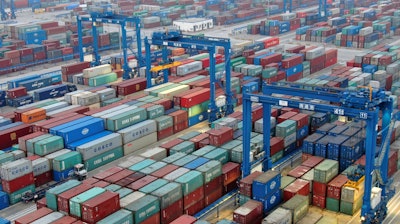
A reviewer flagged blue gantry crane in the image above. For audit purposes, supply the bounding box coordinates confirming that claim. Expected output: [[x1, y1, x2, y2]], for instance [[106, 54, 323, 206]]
[[145, 30, 235, 123], [242, 82, 395, 223], [0, 0, 15, 20], [319, 0, 328, 20], [76, 11, 143, 80], [283, 0, 292, 13]]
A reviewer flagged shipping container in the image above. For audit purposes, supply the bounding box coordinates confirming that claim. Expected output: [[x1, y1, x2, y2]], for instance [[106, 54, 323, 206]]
[[69, 187, 106, 218], [81, 191, 120, 223]]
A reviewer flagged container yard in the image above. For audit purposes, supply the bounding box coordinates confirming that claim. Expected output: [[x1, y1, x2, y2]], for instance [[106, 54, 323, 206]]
[[0, 0, 400, 224]]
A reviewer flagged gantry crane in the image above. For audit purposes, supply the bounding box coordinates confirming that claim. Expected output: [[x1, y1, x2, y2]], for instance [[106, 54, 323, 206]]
[[0, 0, 15, 20], [242, 82, 395, 223], [145, 30, 234, 123], [77, 11, 143, 80]]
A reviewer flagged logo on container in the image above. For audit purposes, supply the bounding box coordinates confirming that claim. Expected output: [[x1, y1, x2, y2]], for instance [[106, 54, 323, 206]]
[[82, 128, 89, 135], [270, 181, 276, 190]]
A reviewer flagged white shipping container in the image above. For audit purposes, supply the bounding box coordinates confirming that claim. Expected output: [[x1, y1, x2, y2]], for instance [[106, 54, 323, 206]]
[[143, 16, 161, 24], [32, 157, 51, 176], [176, 61, 202, 76], [305, 47, 325, 60], [120, 191, 146, 207], [45, 149, 71, 169], [77, 93, 100, 106], [359, 27, 373, 36], [123, 132, 158, 155], [41, 102, 69, 113], [9, 150, 25, 160], [77, 133, 123, 160], [46, 105, 82, 117], [140, 147, 167, 161], [71, 91, 91, 105], [158, 85, 190, 100], [91, 104, 130, 118], [118, 120, 157, 144], [118, 156, 145, 169], [0, 158, 33, 181], [97, 88, 116, 102], [30, 212, 65, 224], [163, 167, 190, 181], [262, 207, 292, 224], [83, 64, 112, 78]]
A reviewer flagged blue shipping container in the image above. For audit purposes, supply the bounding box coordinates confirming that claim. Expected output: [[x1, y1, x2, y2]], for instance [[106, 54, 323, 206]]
[[255, 189, 281, 213], [340, 138, 362, 160], [0, 122, 23, 132], [41, 73, 62, 84], [7, 95, 34, 107], [242, 81, 259, 93], [0, 118, 12, 127], [0, 191, 9, 210], [57, 117, 105, 144], [285, 63, 303, 77], [33, 84, 68, 101], [66, 130, 113, 150], [50, 116, 93, 135], [0, 217, 10, 224], [19, 77, 52, 91], [184, 157, 210, 170], [7, 75, 41, 89], [53, 167, 74, 182], [188, 111, 208, 127], [252, 171, 280, 199]]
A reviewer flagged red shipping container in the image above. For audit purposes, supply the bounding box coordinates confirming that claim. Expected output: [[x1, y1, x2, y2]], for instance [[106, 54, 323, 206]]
[[290, 113, 309, 129], [313, 181, 327, 196], [283, 179, 310, 201], [19, 47, 33, 56], [158, 126, 174, 141], [282, 55, 303, 69], [2, 172, 34, 193], [115, 172, 145, 187], [173, 87, 203, 107], [34, 170, 53, 187], [0, 58, 11, 68], [127, 175, 157, 191], [180, 88, 210, 108], [82, 177, 99, 185], [327, 174, 348, 200], [239, 171, 262, 197], [141, 212, 161, 224], [207, 127, 233, 146], [263, 37, 280, 48], [189, 133, 210, 150], [117, 78, 147, 96], [161, 198, 183, 224], [169, 110, 188, 124], [270, 137, 284, 156], [174, 121, 188, 134], [204, 175, 223, 194], [286, 45, 305, 53], [154, 98, 173, 111], [312, 194, 326, 209], [287, 165, 311, 178], [15, 207, 53, 224], [93, 166, 124, 180], [251, 105, 263, 122], [151, 164, 179, 178], [160, 138, 184, 155], [39, 21, 59, 29], [170, 215, 197, 224], [184, 185, 204, 209], [92, 180, 110, 188], [37, 197, 46, 209], [81, 191, 120, 224], [0, 123, 32, 149], [47, 106, 90, 119], [18, 131, 46, 152], [302, 156, 324, 168], [103, 169, 134, 184], [50, 216, 77, 224], [7, 87, 27, 99], [184, 198, 204, 215], [233, 200, 263, 224], [204, 187, 223, 207], [61, 61, 91, 76], [58, 184, 93, 214], [278, 111, 298, 123], [222, 162, 241, 186], [260, 53, 282, 66]]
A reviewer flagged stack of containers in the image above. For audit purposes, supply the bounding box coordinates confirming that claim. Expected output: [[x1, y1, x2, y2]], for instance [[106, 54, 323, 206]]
[[313, 159, 339, 209], [340, 176, 365, 215], [154, 115, 174, 140], [252, 170, 281, 214], [82, 64, 117, 87], [52, 151, 82, 181], [0, 159, 35, 204], [180, 88, 210, 126], [30, 156, 52, 187], [118, 120, 158, 156], [233, 200, 263, 223], [326, 174, 348, 212], [61, 62, 91, 83]]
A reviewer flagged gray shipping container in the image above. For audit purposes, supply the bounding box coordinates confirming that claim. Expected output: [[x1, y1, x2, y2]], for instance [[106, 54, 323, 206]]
[[305, 47, 325, 60], [32, 157, 51, 176], [97, 88, 116, 101], [77, 93, 100, 106], [64, 90, 85, 104], [91, 104, 130, 118], [118, 120, 157, 144], [140, 147, 166, 161], [46, 105, 82, 117], [0, 158, 33, 181], [41, 102, 70, 113], [77, 133, 123, 160], [30, 212, 65, 224], [177, 61, 203, 76]]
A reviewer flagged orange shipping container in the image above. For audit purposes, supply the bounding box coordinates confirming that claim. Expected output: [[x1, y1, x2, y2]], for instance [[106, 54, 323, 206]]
[[21, 108, 46, 124], [171, 48, 185, 56]]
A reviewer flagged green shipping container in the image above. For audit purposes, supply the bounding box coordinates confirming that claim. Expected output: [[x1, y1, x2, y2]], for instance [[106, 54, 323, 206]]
[[203, 148, 229, 164], [340, 194, 363, 215], [8, 184, 35, 204], [105, 184, 122, 192], [27, 134, 54, 155], [281, 195, 309, 224], [172, 154, 198, 167], [314, 159, 339, 183], [97, 209, 133, 224], [137, 95, 157, 102], [182, 101, 209, 117], [53, 151, 82, 172], [116, 188, 133, 198], [231, 57, 246, 67], [147, 105, 164, 119], [192, 146, 217, 157], [280, 175, 296, 190], [271, 150, 283, 163], [124, 195, 160, 223], [175, 170, 204, 196], [220, 140, 242, 151], [84, 146, 124, 171], [46, 180, 81, 210], [151, 182, 182, 209], [326, 197, 340, 212], [179, 76, 206, 85], [262, 67, 278, 78], [34, 135, 64, 156], [91, 73, 117, 87], [128, 158, 156, 172], [276, 120, 297, 137], [149, 83, 181, 97], [239, 194, 251, 206], [0, 153, 14, 166], [139, 179, 168, 194], [70, 187, 106, 218], [231, 146, 243, 163], [106, 107, 147, 131], [170, 141, 195, 155], [196, 160, 222, 184], [154, 115, 173, 131], [101, 97, 122, 107], [178, 131, 201, 141], [139, 161, 167, 175], [162, 152, 186, 164]]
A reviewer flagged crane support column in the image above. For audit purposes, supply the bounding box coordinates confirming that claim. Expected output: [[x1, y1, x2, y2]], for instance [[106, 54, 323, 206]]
[[91, 22, 100, 66], [380, 101, 393, 197], [208, 46, 218, 122], [10, 0, 15, 19], [135, 22, 143, 70], [224, 45, 234, 116], [162, 46, 169, 82], [144, 37, 152, 88], [242, 95, 252, 177], [121, 22, 130, 80], [262, 102, 273, 171], [77, 17, 84, 62]]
